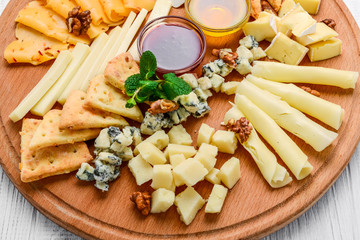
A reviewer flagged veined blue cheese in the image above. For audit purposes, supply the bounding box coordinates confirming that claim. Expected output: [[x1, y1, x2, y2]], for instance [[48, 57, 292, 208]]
[[239, 35, 259, 50], [235, 59, 252, 75], [197, 76, 212, 90], [76, 163, 95, 181], [209, 74, 225, 92], [202, 62, 221, 78], [179, 73, 199, 89], [94, 128, 111, 149], [214, 59, 234, 77]]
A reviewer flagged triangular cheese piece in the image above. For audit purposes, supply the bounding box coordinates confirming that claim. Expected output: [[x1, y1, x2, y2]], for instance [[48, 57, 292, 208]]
[[20, 118, 93, 182], [60, 90, 129, 130], [29, 109, 100, 150], [86, 75, 144, 122]]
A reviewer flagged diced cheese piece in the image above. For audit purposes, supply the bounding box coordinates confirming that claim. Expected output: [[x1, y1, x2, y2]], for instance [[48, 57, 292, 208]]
[[134, 130, 169, 155], [9, 50, 72, 122], [296, 23, 338, 46], [205, 184, 228, 213], [197, 76, 212, 90], [236, 46, 254, 62], [251, 47, 267, 60], [265, 32, 308, 65], [211, 130, 238, 154], [194, 151, 217, 172], [219, 157, 241, 189], [151, 164, 173, 190], [243, 13, 277, 42], [205, 168, 221, 184], [235, 59, 252, 75], [209, 74, 225, 92], [151, 188, 175, 213], [173, 158, 208, 186], [294, 0, 321, 15], [308, 38, 342, 62], [175, 186, 205, 225], [179, 74, 198, 89], [167, 144, 197, 158], [168, 125, 193, 145], [173, 170, 186, 187], [221, 82, 241, 95], [280, 4, 316, 37], [197, 123, 215, 147], [128, 155, 153, 185], [169, 154, 186, 168], [198, 143, 218, 158], [137, 142, 167, 165], [278, 0, 296, 17]]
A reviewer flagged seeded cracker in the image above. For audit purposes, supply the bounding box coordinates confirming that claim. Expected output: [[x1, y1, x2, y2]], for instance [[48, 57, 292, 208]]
[[28, 109, 100, 151], [60, 90, 129, 130], [20, 119, 93, 182], [86, 75, 144, 122]]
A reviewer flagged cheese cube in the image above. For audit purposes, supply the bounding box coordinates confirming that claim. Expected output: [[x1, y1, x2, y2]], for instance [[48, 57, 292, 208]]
[[197, 76, 212, 90], [224, 106, 243, 125], [169, 153, 186, 168], [167, 144, 197, 158], [179, 73, 198, 89], [173, 170, 186, 187], [128, 155, 153, 185], [236, 46, 254, 63], [280, 4, 317, 37], [296, 23, 338, 46], [308, 38, 342, 62], [197, 123, 215, 147], [151, 164, 173, 190], [294, 0, 321, 15], [211, 130, 238, 154], [209, 74, 225, 92], [278, 0, 296, 17], [243, 13, 277, 42], [194, 151, 217, 171], [193, 88, 210, 101], [173, 158, 208, 186], [175, 186, 205, 225], [198, 143, 218, 158], [205, 168, 221, 184], [205, 184, 228, 213], [265, 32, 308, 65], [168, 125, 193, 145], [151, 188, 175, 213], [235, 59, 252, 75], [134, 130, 169, 155], [137, 142, 167, 165], [219, 157, 241, 189], [221, 82, 241, 95]]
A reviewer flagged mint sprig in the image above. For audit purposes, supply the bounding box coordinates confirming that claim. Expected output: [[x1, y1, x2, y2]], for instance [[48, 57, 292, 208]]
[[124, 51, 192, 108]]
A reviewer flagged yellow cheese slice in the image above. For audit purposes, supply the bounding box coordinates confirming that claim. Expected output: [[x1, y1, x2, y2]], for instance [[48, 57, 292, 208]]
[[278, 0, 296, 17], [308, 37, 342, 62], [280, 4, 316, 37], [16, 1, 90, 45], [124, 0, 156, 12], [100, 0, 131, 22], [294, 0, 321, 15], [296, 23, 338, 46], [75, 0, 114, 25], [243, 12, 277, 42]]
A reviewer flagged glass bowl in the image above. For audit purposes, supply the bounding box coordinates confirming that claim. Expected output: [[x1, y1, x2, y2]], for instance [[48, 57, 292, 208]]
[[185, 0, 251, 37], [137, 16, 206, 75]]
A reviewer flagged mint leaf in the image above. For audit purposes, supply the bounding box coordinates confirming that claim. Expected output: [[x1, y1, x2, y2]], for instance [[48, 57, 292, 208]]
[[124, 74, 142, 96], [136, 81, 159, 102], [162, 73, 192, 100], [126, 98, 137, 108], [140, 51, 157, 79]]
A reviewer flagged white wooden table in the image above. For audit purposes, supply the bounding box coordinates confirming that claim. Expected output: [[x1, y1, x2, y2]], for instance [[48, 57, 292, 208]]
[[1, 1, 359, 239]]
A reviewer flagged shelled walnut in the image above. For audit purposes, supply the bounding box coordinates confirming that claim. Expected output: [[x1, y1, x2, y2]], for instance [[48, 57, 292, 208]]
[[148, 99, 179, 114], [130, 191, 151, 216], [226, 118, 253, 143], [212, 49, 238, 68], [66, 6, 92, 36], [321, 18, 336, 29]]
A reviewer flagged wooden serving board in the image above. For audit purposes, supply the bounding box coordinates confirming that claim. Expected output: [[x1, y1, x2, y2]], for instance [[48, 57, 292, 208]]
[[0, 0, 360, 239]]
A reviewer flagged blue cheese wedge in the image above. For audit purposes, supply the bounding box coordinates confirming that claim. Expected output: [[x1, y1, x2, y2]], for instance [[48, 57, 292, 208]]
[[239, 35, 259, 49], [179, 73, 199, 89], [76, 163, 95, 181], [197, 76, 212, 90], [202, 62, 220, 78], [214, 59, 234, 77], [251, 47, 267, 60]]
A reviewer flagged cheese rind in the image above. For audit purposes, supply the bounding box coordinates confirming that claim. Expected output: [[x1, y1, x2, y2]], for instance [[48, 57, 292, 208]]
[[243, 13, 277, 42], [308, 38, 342, 62], [175, 186, 205, 225], [205, 184, 228, 213]]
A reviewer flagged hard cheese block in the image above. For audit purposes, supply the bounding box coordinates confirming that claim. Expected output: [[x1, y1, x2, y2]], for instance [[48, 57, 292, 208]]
[[296, 22, 338, 46], [294, 0, 321, 15], [308, 38, 342, 62], [243, 12, 277, 42]]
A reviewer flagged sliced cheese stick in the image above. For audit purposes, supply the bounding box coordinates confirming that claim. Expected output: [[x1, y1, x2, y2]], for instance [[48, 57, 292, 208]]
[[234, 94, 313, 180], [128, 0, 172, 61], [224, 105, 292, 188], [9, 50, 72, 122], [251, 61, 359, 89], [247, 75, 345, 130], [57, 33, 109, 104], [31, 43, 91, 116], [236, 79, 338, 152]]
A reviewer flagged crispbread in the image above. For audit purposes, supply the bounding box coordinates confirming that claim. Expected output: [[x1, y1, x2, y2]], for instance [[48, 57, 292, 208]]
[[86, 75, 144, 122], [60, 90, 129, 130], [20, 119, 93, 182], [104, 52, 140, 92], [29, 109, 100, 150]]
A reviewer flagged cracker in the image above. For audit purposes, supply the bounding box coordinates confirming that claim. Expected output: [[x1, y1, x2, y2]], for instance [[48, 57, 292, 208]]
[[86, 75, 143, 122], [29, 109, 100, 150], [60, 90, 129, 130], [266, 0, 281, 12], [20, 119, 93, 182], [104, 52, 140, 92], [251, 0, 262, 19]]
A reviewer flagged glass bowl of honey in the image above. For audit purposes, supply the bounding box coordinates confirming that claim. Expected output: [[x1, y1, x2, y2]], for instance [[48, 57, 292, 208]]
[[137, 16, 206, 75], [185, 0, 251, 37]]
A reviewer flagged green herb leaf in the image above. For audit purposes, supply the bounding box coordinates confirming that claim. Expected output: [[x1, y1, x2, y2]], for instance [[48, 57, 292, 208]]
[[136, 81, 159, 102], [125, 97, 137, 108], [124, 74, 142, 96], [161, 73, 192, 100], [140, 51, 157, 79]]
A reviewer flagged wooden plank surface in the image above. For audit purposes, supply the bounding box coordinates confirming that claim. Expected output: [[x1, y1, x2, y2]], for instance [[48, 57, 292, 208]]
[[0, 0, 360, 239]]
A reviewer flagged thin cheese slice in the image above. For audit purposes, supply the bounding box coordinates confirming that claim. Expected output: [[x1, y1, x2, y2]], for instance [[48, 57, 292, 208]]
[[235, 94, 313, 180], [9, 50, 72, 122], [100, 0, 131, 22], [75, 0, 112, 25], [31, 43, 90, 116]]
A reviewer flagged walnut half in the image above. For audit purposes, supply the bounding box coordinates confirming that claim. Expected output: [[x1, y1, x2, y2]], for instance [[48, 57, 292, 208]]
[[226, 118, 253, 143], [148, 99, 179, 115], [212, 49, 238, 68], [321, 18, 336, 29], [130, 191, 151, 216], [66, 6, 92, 36]]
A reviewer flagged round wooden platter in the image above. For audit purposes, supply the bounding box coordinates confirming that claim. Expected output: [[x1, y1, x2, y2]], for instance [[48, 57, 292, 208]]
[[1, 0, 360, 239]]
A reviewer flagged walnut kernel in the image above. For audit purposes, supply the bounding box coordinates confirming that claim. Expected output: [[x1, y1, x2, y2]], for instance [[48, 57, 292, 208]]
[[321, 18, 336, 29], [148, 99, 179, 114], [226, 117, 253, 143], [66, 6, 92, 35], [130, 191, 151, 216], [212, 48, 238, 68]]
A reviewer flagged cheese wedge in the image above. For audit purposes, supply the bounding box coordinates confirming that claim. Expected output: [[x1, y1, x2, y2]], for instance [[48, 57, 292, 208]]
[[243, 12, 277, 42], [308, 38, 342, 62], [294, 0, 321, 15], [175, 186, 205, 225], [296, 23, 338, 46], [265, 32, 308, 65], [278, 0, 296, 17]]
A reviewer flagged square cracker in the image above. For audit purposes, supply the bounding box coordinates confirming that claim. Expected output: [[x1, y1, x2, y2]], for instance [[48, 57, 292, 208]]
[[104, 52, 140, 92], [20, 119, 93, 182], [86, 75, 143, 122], [60, 90, 129, 130], [29, 109, 101, 151]]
